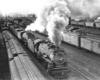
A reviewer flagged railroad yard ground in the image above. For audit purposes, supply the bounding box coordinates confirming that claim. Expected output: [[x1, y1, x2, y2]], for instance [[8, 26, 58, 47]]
[[1, 30, 100, 80], [33, 32, 100, 80]]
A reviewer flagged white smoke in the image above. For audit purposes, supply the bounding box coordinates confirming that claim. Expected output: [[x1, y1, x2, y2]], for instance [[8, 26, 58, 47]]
[[83, 0, 100, 18], [65, 0, 100, 19], [44, 0, 70, 47], [25, 0, 49, 32], [1, 0, 100, 47], [26, 0, 70, 47], [46, 14, 69, 47], [25, 17, 46, 32], [25, 0, 100, 47]]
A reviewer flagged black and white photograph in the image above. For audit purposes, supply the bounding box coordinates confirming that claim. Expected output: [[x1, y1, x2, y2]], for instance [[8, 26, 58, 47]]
[[0, 0, 100, 80]]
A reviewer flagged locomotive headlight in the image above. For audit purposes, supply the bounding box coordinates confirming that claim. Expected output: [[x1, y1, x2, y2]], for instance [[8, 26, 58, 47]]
[[54, 52, 65, 65]]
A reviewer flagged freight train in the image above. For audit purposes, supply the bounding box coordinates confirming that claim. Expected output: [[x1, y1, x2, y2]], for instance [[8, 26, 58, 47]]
[[37, 22, 100, 55], [69, 19, 100, 28], [63, 28, 100, 55], [64, 19, 100, 55], [7, 23, 69, 78], [2, 19, 100, 56]]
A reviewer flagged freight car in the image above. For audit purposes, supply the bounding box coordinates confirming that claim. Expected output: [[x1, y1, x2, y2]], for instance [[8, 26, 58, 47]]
[[63, 27, 100, 55], [9, 26, 69, 78], [36, 23, 100, 55], [69, 19, 100, 28]]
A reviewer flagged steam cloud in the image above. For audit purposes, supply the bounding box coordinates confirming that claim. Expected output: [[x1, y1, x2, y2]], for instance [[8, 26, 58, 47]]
[[26, 0, 70, 47], [26, 0, 100, 47], [44, 0, 70, 47], [0, 0, 100, 47], [66, 0, 100, 19]]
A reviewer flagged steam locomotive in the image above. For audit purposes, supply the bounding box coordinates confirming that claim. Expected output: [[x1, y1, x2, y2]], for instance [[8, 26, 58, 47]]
[[8, 24, 69, 78]]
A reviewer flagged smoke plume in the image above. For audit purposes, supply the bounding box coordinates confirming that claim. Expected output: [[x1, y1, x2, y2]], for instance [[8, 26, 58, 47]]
[[44, 0, 70, 47], [25, 0, 100, 47], [65, 0, 100, 19], [1, 0, 100, 47], [26, 0, 70, 47]]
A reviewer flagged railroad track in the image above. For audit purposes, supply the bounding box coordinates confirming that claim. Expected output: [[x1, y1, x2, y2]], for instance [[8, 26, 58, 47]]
[[3, 30, 54, 80], [33, 32, 100, 80]]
